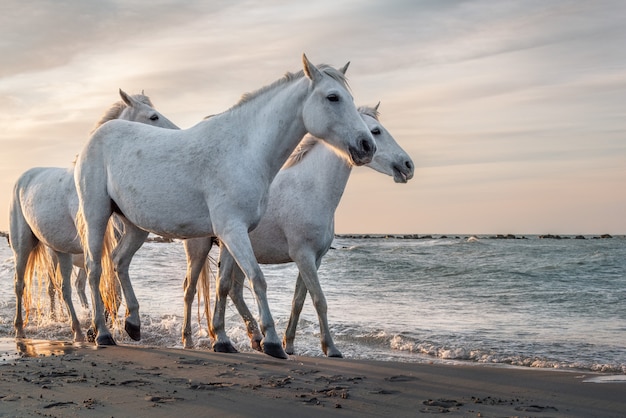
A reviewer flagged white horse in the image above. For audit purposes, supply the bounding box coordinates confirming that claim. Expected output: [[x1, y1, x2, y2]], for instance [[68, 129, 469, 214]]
[[9, 90, 178, 342], [74, 55, 376, 358], [184, 103, 414, 356]]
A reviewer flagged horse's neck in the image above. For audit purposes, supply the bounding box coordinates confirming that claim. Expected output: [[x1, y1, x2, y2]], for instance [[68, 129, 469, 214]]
[[227, 79, 310, 177], [279, 140, 353, 210]]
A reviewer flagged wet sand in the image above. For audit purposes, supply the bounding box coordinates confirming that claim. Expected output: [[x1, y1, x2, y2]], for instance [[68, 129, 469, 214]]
[[0, 339, 624, 417]]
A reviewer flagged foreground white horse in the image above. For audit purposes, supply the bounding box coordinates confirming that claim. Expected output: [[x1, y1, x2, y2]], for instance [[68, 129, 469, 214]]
[[184, 104, 414, 356], [9, 90, 177, 342], [74, 55, 376, 358]]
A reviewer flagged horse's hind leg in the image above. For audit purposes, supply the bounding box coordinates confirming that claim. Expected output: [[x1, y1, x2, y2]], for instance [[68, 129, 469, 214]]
[[292, 254, 342, 357], [79, 206, 116, 345], [182, 237, 213, 349], [56, 253, 85, 342], [12, 248, 31, 339], [71, 254, 89, 309], [228, 266, 263, 351], [283, 273, 308, 355], [74, 268, 89, 309], [9, 195, 37, 339]]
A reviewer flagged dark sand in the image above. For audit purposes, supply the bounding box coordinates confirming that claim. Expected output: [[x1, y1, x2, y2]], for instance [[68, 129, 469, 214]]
[[0, 340, 624, 417]]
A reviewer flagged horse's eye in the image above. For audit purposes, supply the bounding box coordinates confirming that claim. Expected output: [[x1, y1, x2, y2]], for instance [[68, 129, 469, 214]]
[[371, 127, 381, 135], [149, 114, 159, 121], [327, 94, 339, 102]]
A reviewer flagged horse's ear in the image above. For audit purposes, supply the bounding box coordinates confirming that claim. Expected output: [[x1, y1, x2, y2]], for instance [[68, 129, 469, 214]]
[[374, 101, 380, 111], [339, 61, 350, 75], [119, 89, 135, 107], [302, 53, 322, 83]]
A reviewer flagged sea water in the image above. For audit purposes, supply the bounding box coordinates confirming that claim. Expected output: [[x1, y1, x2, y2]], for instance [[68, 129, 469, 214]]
[[0, 235, 624, 373]]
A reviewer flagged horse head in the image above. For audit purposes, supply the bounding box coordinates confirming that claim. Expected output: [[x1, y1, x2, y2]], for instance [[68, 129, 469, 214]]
[[360, 103, 414, 183], [117, 89, 179, 129], [301, 54, 376, 166]]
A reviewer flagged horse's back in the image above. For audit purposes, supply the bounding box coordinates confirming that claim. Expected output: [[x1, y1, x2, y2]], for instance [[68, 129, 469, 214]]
[[78, 117, 266, 238], [12, 167, 81, 253]]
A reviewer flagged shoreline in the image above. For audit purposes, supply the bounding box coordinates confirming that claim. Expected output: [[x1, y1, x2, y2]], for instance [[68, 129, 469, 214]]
[[334, 233, 623, 240], [0, 340, 624, 417], [2, 231, 625, 242]]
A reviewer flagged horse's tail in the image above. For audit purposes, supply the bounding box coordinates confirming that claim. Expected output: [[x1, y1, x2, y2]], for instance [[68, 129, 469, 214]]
[[23, 242, 57, 325], [74, 208, 123, 326], [198, 254, 217, 339], [100, 217, 122, 325], [75, 205, 88, 259]]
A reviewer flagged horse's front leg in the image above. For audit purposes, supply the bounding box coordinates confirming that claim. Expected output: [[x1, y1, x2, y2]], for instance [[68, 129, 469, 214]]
[[56, 253, 86, 342], [292, 253, 342, 357], [218, 228, 287, 359], [182, 237, 213, 349], [211, 247, 239, 353], [228, 265, 263, 351], [111, 220, 148, 341]]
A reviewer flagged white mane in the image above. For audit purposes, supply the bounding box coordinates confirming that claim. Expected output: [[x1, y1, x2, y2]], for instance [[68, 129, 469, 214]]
[[90, 94, 153, 133], [232, 64, 350, 109], [282, 104, 379, 169]]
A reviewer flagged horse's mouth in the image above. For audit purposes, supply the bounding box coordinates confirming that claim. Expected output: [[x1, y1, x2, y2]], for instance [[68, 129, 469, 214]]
[[349, 148, 374, 166], [392, 166, 412, 184]]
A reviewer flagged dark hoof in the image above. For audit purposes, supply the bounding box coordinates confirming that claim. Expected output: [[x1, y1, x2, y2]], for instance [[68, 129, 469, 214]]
[[213, 341, 238, 353], [125, 320, 141, 341], [262, 342, 288, 359], [328, 352, 344, 358], [96, 334, 117, 346]]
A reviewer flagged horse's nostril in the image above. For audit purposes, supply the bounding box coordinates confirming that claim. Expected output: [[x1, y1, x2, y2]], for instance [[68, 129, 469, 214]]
[[405, 160, 413, 170], [361, 138, 372, 153]]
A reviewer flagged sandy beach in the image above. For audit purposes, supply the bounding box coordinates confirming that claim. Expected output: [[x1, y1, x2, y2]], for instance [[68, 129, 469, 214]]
[[0, 340, 623, 417]]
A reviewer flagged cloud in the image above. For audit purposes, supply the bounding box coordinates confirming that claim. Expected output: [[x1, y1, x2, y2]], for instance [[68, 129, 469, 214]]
[[1, 0, 625, 233]]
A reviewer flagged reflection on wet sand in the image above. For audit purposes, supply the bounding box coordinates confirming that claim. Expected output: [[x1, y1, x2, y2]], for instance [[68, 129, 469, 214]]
[[0, 337, 21, 362], [15, 339, 91, 358], [0, 337, 97, 363]]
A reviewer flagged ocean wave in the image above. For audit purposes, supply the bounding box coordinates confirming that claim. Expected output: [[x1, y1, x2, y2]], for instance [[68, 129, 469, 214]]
[[387, 334, 626, 374]]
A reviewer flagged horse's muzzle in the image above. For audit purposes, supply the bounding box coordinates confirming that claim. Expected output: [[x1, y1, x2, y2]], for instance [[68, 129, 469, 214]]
[[393, 159, 415, 184], [349, 135, 376, 166]]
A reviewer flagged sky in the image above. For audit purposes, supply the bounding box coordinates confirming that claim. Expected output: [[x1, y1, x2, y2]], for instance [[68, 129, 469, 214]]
[[1, 0, 624, 235]]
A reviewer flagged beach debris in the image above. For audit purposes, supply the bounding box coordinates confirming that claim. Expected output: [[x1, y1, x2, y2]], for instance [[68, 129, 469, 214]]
[[384, 374, 417, 382], [187, 380, 234, 390], [43, 401, 76, 409], [515, 405, 558, 412], [144, 395, 183, 403], [421, 399, 463, 413]]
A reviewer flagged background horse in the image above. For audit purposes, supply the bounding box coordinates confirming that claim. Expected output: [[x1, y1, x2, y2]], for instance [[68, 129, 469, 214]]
[[185, 103, 414, 356], [9, 90, 178, 342], [74, 55, 376, 359]]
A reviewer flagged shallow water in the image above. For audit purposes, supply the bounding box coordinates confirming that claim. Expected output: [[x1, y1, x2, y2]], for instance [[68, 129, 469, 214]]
[[0, 235, 624, 373]]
